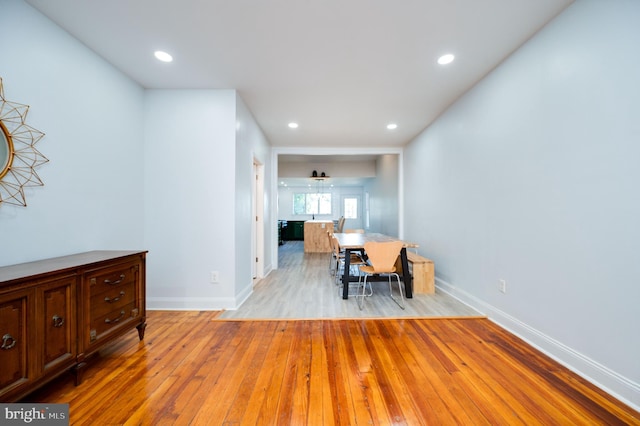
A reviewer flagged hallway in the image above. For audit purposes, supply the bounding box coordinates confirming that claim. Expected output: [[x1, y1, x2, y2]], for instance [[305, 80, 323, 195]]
[[220, 241, 481, 319]]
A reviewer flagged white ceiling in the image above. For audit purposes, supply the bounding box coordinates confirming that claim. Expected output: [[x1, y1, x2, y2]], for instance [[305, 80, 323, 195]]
[[25, 0, 572, 148]]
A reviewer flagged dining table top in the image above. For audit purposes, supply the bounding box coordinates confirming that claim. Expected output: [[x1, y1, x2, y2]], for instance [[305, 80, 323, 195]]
[[333, 232, 419, 250]]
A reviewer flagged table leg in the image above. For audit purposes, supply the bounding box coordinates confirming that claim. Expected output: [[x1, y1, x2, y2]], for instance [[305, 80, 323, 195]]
[[400, 247, 413, 298], [342, 248, 351, 299]]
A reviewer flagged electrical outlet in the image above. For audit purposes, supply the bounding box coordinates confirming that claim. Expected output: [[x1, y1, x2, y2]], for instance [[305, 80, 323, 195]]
[[498, 279, 507, 293], [210, 271, 219, 283]]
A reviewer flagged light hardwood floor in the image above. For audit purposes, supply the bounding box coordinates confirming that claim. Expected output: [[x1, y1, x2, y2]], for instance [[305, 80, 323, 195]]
[[220, 241, 481, 319], [26, 311, 640, 425]]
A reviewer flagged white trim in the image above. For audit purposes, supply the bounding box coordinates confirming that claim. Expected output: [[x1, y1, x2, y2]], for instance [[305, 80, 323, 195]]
[[147, 297, 236, 311], [436, 277, 640, 412], [263, 263, 273, 278], [147, 279, 254, 311], [229, 282, 254, 310], [252, 157, 265, 280]]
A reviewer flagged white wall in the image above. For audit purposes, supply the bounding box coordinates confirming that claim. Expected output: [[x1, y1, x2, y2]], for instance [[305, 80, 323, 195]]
[[144, 91, 272, 311], [278, 160, 376, 179], [0, 0, 145, 265], [365, 154, 400, 236], [235, 94, 272, 302], [1, 1, 273, 312], [143, 90, 238, 310], [404, 0, 640, 408]]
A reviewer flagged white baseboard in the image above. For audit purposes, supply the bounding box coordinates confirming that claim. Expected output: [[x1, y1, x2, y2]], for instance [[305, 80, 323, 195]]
[[226, 265, 276, 311], [229, 281, 253, 310], [147, 275, 258, 312], [436, 277, 640, 412], [147, 296, 236, 311], [263, 262, 273, 278]]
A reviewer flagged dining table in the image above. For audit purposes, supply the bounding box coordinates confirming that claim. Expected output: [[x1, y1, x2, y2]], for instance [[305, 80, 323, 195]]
[[333, 232, 419, 300]]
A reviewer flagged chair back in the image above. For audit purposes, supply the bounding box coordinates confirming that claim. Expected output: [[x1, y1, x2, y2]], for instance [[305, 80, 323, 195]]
[[344, 228, 365, 234], [337, 216, 345, 233], [331, 235, 342, 256], [363, 241, 404, 274]]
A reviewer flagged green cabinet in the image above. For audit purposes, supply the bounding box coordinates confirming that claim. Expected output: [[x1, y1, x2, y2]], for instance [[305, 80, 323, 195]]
[[291, 221, 304, 240], [281, 220, 305, 241]]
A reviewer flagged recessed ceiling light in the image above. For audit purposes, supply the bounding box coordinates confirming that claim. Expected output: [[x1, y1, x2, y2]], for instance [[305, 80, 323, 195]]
[[437, 54, 455, 65], [288, 122, 299, 129], [387, 123, 398, 130], [154, 50, 173, 62]]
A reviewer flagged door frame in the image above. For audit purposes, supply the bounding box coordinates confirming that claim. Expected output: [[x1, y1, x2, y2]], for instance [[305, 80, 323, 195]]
[[341, 193, 363, 230], [252, 159, 265, 280]]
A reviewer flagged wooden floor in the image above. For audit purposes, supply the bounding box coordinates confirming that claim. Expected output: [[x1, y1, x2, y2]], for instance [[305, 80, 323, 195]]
[[26, 311, 639, 425], [220, 241, 481, 319], [22, 242, 640, 424]]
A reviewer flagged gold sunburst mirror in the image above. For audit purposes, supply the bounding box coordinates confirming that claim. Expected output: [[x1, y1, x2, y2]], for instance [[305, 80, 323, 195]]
[[0, 77, 47, 207]]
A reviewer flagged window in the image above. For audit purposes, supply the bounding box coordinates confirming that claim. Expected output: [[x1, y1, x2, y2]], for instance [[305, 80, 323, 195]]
[[293, 193, 332, 215], [344, 197, 358, 219]]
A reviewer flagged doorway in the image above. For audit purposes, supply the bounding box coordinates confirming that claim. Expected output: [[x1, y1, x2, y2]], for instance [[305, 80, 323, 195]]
[[341, 194, 363, 230], [271, 148, 404, 270]]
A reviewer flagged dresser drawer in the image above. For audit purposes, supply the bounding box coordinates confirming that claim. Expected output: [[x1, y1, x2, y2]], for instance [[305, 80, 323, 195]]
[[89, 302, 140, 342], [90, 282, 135, 319], [86, 261, 139, 298]]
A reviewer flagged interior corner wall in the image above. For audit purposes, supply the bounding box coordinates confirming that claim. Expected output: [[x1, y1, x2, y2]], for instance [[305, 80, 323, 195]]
[[0, 0, 145, 266], [235, 94, 272, 304], [143, 89, 238, 310], [403, 0, 640, 408], [1, 0, 263, 312]]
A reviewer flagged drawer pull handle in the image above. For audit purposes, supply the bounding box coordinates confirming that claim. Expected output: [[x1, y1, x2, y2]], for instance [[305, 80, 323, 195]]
[[105, 310, 125, 324], [105, 291, 125, 303], [1, 334, 16, 350], [104, 274, 125, 285], [52, 315, 65, 328]]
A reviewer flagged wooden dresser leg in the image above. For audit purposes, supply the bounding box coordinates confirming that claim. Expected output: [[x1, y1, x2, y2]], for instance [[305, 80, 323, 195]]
[[136, 320, 147, 340], [73, 361, 87, 386]]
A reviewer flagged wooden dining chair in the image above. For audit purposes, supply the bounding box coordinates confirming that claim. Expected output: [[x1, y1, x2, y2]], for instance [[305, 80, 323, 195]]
[[327, 231, 355, 276], [331, 235, 365, 287], [344, 228, 365, 233], [327, 231, 337, 275], [356, 241, 405, 310]]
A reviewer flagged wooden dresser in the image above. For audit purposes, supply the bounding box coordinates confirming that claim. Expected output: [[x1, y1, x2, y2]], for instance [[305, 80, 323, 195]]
[[0, 250, 147, 402]]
